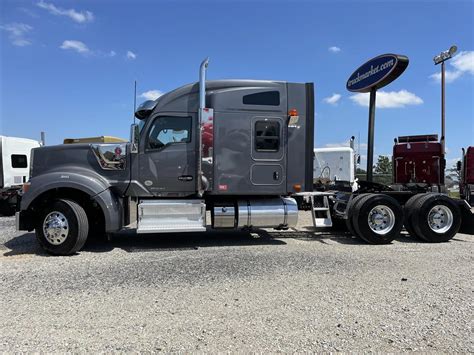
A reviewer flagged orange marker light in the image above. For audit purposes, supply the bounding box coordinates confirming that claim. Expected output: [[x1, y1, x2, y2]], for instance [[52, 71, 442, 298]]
[[288, 108, 298, 117], [22, 182, 31, 194], [293, 184, 302, 192]]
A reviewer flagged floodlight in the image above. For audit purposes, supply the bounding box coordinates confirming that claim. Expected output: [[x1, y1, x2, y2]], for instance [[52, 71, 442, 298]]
[[433, 45, 458, 65]]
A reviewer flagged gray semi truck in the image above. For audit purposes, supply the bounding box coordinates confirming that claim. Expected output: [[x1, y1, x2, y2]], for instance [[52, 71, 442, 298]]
[[16, 59, 471, 255], [16, 59, 314, 255]]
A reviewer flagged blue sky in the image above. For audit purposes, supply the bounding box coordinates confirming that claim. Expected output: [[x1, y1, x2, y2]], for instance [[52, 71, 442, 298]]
[[1, 0, 473, 169]]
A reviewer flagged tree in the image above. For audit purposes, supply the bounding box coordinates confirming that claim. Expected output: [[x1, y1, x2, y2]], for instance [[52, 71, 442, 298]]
[[373, 155, 393, 185], [355, 167, 367, 180], [445, 163, 461, 189]]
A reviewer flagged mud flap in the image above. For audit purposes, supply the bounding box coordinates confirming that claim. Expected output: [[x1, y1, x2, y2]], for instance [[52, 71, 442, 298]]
[[459, 201, 474, 235]]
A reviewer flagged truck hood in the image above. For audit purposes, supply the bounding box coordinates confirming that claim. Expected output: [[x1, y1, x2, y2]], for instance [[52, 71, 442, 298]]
[[30, 143, 131, 194]]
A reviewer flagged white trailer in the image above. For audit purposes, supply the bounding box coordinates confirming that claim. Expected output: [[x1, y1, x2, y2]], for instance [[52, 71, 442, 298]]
[[0, 136, 40, 215]]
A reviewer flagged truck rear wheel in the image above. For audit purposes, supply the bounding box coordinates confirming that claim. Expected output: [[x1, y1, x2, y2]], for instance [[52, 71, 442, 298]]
[[35, 199, 89, 255], [403, 193, 429, 240], [345, 193, 370, 236], [353, 194, 404, 244], [412, 194, 461, 243]]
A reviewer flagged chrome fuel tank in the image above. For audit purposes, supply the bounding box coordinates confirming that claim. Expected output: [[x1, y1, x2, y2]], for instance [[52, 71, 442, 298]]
[[212, 197, 298, 229]]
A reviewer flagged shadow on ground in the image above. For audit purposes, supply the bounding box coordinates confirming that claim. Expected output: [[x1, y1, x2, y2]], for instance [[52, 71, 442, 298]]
[[2, 225, 422, 257]]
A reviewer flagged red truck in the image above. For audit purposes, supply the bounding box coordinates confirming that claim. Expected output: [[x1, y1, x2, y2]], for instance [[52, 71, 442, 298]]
[[393, 134, 444, 188], [459, 146, 474, 205]]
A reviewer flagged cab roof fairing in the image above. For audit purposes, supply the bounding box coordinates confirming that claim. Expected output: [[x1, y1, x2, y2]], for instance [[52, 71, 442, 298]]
[[134, 80, 289, 119]]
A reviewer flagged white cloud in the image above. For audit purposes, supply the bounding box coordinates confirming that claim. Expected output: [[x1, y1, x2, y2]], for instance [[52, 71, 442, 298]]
[[451, 51, 474, 74], [126, 51, 137, 60], [37, 1, 94, 23], [18, 7, 40, 18], [429, 51, 474, 83], [109, 50, 116, 57], [60, 40, 90, 54], [350, 90, 423, 108], [328, 46, 341, 53], [140, 90, 163, 101], [0, 23, 33, 46], [323, 93, 341, 105], [429, 70, 462, 83]]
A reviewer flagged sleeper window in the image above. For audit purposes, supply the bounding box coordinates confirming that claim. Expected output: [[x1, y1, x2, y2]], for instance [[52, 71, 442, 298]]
[[255, 121, 280, 152], [11, 154, 27, 168], [147, 116, 192, 150], [243, 91, 280, 106]]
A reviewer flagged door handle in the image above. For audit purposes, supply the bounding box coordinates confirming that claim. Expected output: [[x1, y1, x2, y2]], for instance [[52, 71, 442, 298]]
[[273, 171, 279, 180]]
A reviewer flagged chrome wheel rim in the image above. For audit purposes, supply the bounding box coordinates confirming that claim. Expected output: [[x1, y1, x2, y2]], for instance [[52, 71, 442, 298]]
[[427, 205, 453, 234], [368, 205, 396, 235], [43, 211, 69, 245]]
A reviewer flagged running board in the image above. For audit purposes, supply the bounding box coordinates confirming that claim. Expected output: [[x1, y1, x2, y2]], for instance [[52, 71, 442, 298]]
[[137, 199, 206, 233]]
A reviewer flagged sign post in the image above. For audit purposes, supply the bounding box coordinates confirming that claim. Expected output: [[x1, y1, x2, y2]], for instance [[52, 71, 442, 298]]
[[433, 45, 457, 156], [367, 88, 377, 182], [346, 54, 409, 182]]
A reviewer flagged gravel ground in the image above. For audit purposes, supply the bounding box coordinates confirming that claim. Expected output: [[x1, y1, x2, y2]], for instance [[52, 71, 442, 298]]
[[0, 213, 473, 352]]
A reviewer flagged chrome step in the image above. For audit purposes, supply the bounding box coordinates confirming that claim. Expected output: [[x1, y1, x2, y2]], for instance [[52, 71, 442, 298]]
[[310, 195, 333, 228], [294, 192, 334, 228], [137, 199, 206, 234]]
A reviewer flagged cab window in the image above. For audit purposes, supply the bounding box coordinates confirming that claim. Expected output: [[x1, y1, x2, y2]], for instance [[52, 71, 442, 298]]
[[147, 116, 192, 150], [11, 154, 28, 168]]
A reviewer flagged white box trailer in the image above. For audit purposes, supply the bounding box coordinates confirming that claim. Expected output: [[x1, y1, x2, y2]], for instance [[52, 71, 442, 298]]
[[0, 136, 40, 215]]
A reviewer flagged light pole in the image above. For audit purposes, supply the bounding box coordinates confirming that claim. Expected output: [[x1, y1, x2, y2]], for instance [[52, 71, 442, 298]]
[[433, 45, 457, 156]]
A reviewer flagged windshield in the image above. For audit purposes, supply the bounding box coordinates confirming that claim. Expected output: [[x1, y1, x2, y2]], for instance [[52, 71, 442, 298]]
[[138, 119, 146, 133]]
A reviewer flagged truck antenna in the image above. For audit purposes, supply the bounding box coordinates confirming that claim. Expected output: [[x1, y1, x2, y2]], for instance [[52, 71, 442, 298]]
[[133, 80, 137, 125]]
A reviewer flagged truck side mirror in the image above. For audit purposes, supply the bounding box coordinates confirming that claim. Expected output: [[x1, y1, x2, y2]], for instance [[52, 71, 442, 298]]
[[130, 124, 139, 153], [456, 160, 462, 171], [356, 155, 361, 164]]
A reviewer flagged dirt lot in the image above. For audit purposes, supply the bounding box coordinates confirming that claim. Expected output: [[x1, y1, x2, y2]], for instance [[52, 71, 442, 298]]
[[0, 212, 473, 352]]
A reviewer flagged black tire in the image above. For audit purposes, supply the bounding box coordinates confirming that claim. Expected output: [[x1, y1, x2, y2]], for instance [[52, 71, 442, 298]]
[[403, 193, 429, 240], [353, 194, 404, 244], [412, 193, 461, 243], [345, 193, 370, 236], [35, 199, 89, 255], [0, 200, 15, 216]]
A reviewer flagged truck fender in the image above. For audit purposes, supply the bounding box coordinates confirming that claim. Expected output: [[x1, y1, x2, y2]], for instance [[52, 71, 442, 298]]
[[21, 172, 123, 232], [93, 188, 122, 232]]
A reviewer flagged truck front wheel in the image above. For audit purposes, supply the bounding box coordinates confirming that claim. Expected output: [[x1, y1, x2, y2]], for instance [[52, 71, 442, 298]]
[[35, 199, 89, 255]]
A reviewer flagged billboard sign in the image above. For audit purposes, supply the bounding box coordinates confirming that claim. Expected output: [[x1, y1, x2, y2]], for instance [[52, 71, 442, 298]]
[[346, 54, 409, 93]]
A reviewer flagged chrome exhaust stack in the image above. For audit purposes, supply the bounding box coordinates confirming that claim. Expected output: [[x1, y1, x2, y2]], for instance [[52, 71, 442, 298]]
[[197, 57, 210, 197], [199, 58, 209, 111]]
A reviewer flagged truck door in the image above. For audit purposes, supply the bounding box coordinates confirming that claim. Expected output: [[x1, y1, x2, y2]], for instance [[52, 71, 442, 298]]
[[138, 114, 196, 196], [250, 116, 285, 186]]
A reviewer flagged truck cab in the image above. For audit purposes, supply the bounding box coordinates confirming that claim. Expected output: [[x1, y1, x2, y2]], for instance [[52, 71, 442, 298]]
[[392, 134, 445, 189]]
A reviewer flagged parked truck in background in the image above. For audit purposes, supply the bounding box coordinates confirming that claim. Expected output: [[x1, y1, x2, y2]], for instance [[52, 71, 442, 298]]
[[392, 134, 445, 189], [15, 59, 473, 255], [0, 136, 40, 215], [313, 136, 358, 191], [459, 146, 474, 205]]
